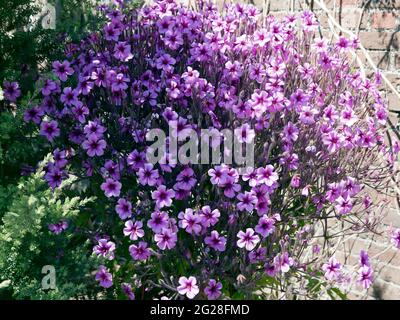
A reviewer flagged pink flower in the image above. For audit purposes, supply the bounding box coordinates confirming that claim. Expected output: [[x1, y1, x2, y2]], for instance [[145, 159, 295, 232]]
[[237, 228, 260, 251], [257, 165, 279, 186], [391, 228, 400, 249], [93, 239, 116, 260], [154, 228, 177, 250], [237, 191, 257, 212], [123, 220, 145, 241], [178, 209, 202, 235], [177, 276, 199, 299], [322, 257, 342, 281], [151, 185, 175, 208], [357, 265, 373, 289], [334, 196, 353, 215], [208, 165, 229, 185], [100, 178, 122, 198], [255, 215, 275, 238], [234, 123, 255, 144], [147, 211, 169, 233], [224, 60, 243, 80], [242, 167, 259, 187], [199, 206, 220, 227], [283, 122, 299, 142], [323, 131, 342, 154], [129, 241, 151, 261], [274, 252, 294, 273], [95, 265, 113, 288]]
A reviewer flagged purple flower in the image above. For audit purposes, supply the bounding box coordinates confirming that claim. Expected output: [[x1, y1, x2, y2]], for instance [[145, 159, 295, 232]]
[[175, 167, 196, 191], [129, 241, 151, 261], [3, 81, 21, 102], [264, 261, 277, 277], [237, 228, 260, 251], [147, 211, 169, 233], [204, 279, 222, 300], [138, 163, 159, 186], [115, 198, 132, 219], [234, 123, 255, 144], [93, 238, 116, 260], [40, 120, 60, 142], [177, 276, 199, 299], [114, 41, 133, 61], [48, 220, 68, 234], [123, 220, 145, 240], [95, 265, 113, 288], [52, 60, 74, 81], [100, 178, 122, 198], [82, 134, 107, 157], [237, 191, 257, 212], [156, 53, 176, 71], [127, 150, 146, 171], [53, 149, 68, 168], [24, 106, 44, 124], [154, 228, 177, 250], [121, 283, 135, 300], [391, 228, 400, 249], [151, 185, 175, 208], [61, 87, 79, 106], [249, 247, 267, 263], [255, 215, 275, 238], [257, 165, 279, 187], [359, 250, 370, 267], [41, 79, 58, 96], [274, 252, 294, 274], [205, 230, 226, 252], [322, 257, 342, 281], [178, 209, 202, 235], [44, 164, 65, 189], [199, 206, 220, 227], [357, 265, 373, 289]]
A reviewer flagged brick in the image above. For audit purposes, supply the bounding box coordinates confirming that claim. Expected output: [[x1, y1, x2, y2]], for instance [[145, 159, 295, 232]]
[[373, 280, 400, 299], [359, 31, 399, 50], [268, 1, 290, 11], [377, 248, 400, 267], [371, 11, 398, 29], [393, 53, 400, 70], [382, 208, 400, 227], [356, 50, 390, 69], [341, 9, 367, 29], [385, 72, 400, 86], [341, 0, 360, 6], [388, 92, 400, 111], [376, 265, 400, 284], [324, 0, 360, 9]]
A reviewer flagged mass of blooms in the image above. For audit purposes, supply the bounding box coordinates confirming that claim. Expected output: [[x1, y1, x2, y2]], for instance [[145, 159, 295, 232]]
[[4, 0, 400, 299]]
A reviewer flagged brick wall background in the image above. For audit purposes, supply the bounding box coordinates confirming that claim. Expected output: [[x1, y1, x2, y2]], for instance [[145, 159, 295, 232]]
[[249, 0, 400, 300]]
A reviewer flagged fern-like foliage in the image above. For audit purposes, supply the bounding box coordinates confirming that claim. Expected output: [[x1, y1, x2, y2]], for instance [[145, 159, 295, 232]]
[[0, 159, 99, 299]]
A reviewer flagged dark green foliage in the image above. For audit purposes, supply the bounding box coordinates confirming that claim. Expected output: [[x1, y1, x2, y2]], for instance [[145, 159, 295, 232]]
[[0, 160, 99, 299]]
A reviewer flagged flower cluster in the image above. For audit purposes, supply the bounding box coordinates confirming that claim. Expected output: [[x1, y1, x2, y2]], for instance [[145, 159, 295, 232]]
[[5, 0, 398, 299]]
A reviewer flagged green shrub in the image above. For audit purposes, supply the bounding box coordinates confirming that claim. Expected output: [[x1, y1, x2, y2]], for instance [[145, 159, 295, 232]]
[[0, 159, 99, 299]]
